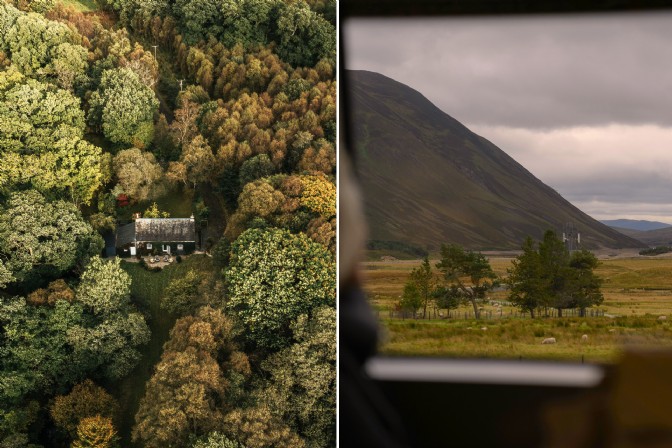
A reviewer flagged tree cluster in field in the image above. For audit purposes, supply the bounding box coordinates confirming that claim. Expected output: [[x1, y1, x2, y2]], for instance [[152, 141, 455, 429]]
[[400, 231, 603, 320], [639, 246, 672, 256], [0, 0, 335, 446]]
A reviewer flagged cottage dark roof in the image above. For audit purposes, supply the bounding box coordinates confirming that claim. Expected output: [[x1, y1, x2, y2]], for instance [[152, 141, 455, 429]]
[[116, 218, 196, 246], [116, 222, 137, 247], [135, 218, 196, 243]]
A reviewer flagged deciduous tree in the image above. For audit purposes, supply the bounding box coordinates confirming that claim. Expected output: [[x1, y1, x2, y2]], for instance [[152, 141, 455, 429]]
[[50, 379, 119, 437], [133, 307, 249, 448], [112, 148, 165, 202], [71, 415, 119, 448], [224, 228, 334, 351], [88, 67, 158, 147], [0, 190, 103, 287], [258, 306, 335, 448]]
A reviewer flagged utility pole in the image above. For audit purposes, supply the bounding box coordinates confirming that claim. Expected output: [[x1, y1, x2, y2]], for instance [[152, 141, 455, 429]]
[[151, 45, 158, 61]]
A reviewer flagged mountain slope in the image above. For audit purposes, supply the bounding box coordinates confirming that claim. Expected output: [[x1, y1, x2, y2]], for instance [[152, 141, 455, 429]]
[[613, 226, 672, 247], [347, 70, 643, 250]]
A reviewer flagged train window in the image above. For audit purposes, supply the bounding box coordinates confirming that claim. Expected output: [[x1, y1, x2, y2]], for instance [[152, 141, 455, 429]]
[[342, 12, 672, 364]]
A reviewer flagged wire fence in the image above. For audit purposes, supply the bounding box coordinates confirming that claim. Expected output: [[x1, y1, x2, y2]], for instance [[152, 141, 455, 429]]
[[386, 307, 606, 320]]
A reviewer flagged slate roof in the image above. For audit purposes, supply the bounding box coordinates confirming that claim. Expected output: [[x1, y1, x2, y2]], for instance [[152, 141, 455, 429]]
[[116, 222, 136, 247], [116, 218, 196, 246]]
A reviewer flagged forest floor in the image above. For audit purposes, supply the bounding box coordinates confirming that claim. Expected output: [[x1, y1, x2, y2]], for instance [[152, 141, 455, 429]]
[[361, 254, 672, 363]]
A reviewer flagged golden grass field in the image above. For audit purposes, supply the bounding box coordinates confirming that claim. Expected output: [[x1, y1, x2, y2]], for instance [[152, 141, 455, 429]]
[[360, 253, 672, 363]]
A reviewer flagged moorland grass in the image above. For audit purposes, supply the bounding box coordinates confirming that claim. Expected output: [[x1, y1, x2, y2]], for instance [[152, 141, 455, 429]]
[[362, 256, 672, 362]]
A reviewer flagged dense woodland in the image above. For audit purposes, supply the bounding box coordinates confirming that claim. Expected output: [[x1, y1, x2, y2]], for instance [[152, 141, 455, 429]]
[[0, 0, 335, 446]]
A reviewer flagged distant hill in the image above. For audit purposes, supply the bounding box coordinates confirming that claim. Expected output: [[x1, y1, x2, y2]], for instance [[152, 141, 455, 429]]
[[601, 219, 672, 232], [613, 226, 672, 247], [347, 70, 644, 251]]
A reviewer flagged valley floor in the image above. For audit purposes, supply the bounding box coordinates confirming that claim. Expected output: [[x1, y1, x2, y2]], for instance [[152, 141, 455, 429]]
[[361, 252, 672, 363]]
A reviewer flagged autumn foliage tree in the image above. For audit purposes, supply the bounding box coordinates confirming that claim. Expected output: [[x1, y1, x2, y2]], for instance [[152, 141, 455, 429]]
[[133, 307, 251, 448], [50, 379, 120, 437], [72, 415, 119, 448]]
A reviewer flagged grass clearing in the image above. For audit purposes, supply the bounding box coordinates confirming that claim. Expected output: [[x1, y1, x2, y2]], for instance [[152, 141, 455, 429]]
[[110, 255, 214, 446], [58, 0, 100, 11], [361, 255, 672, 363]]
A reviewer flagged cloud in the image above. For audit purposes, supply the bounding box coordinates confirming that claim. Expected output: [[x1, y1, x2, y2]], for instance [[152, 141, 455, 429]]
[[471, 124, 672, 220], [344, 13, 672, 129]]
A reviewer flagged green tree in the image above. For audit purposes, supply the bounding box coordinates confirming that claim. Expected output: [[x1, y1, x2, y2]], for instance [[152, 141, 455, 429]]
[[160, 270, 201, 316], [0, 260, 13, 289], [274, 1, 335, 67], [88, 68, 159, 147], [436, 244, 498, 319], [258, 306, 335, 448], [431, 285, 462, 317], [224, 228, 334, 351], [5, 11, 75, 76], [538, 230, 572, 316], [70, 256, 151, 379], [508, 232, 603, 317], [0, 297, 87, 405], [398, 278, 422, 315], [112, 148, 165, 202], [567, 250, 603, 317], [507, 236, 547, 318], [75, 257, 131, 316], [143, 202, 170, 218], [191, 432, 245, 448], [239, 153, 275, 186], [0, 73, 104, 205], [0, 190, 103, 287], [408, 257, 434, 318]]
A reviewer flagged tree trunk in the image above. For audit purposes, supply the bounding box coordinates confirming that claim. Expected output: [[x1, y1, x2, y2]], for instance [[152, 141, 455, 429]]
[[557, 308, 563, 317], [530, 308, 535, 319], [471, 299, 480, 319]]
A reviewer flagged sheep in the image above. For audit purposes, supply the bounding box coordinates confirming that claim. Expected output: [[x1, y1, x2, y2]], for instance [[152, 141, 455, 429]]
[[658, 315, 667, 321], [541, 337, 556, 344], [609, 329, 616, 333], [581, 334, 589, 342], [481, 327, 488, 331]]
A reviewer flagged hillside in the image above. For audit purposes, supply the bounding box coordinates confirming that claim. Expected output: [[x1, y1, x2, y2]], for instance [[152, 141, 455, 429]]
[[601, 219, 672, 231], [347, 70, 643, 250], [612, 226, 672, 247]]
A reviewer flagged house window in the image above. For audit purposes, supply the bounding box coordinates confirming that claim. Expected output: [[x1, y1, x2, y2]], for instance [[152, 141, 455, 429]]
[[146, 243, 152, 249], [177, 244, 184, 250]]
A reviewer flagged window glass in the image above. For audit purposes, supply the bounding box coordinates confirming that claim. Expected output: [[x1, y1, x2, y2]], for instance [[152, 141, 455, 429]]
[[344, 14, 672, 363]]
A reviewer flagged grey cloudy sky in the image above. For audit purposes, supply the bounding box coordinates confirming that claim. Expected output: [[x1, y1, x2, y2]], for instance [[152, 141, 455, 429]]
[[344, 13, 672, 223]]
